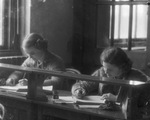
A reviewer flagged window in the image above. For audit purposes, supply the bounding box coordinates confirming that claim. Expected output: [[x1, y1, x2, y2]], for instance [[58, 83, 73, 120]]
[[0, 0, 3, 46], [97, 0, 148, 51], [0, 0, 30, 56], [0, 0, 19, 50], [109, 0, 148, 51]]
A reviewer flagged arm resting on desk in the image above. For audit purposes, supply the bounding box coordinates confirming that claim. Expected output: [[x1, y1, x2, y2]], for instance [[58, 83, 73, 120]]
[[6, 71, 24, 86], [43, 76, 63, 90]]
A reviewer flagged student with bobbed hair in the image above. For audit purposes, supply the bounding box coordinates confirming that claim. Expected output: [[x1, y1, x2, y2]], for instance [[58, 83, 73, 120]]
[[72, 47, 150, 113], [6, 33, 65, 90], [100, 47, 133, 77]]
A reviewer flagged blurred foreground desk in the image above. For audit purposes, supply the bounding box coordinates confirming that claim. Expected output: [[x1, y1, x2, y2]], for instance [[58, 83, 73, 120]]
[[0, 63, 148, 120], [0, 90, 126, 120]]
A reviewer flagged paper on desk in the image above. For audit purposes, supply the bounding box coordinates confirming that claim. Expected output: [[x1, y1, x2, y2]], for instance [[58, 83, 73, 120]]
[[53, 96, 74, 103], [74, 95, 105, 104], [0, 85, 53, 92], [78, 105, 100, 108], [0, 86, 27, 91], [43, 86, 53, 91]]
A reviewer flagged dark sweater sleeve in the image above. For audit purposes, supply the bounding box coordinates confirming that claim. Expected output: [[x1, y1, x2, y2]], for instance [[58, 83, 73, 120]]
[[117, 69, 150, 107], [72, 69, 102, 96]]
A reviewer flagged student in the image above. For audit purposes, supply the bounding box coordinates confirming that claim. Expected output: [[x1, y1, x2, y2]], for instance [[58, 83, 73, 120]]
[[6, 33, 65, 90], [72, 47, 150, 110]]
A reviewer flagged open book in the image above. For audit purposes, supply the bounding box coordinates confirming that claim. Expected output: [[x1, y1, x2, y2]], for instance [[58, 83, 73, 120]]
[[74, 95, 106, 105], [53, 95, 105, 105]]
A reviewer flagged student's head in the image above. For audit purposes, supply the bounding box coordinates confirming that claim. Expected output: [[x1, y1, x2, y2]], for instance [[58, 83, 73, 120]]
[[22, 33, 48, 61], [0, 103, 5, 120], [100, 47, 132, 78]]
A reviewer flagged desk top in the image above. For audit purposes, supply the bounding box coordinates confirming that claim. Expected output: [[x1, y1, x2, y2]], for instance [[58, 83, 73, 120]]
[[45, 91, 127, 120], [0, 90, 127, 120]]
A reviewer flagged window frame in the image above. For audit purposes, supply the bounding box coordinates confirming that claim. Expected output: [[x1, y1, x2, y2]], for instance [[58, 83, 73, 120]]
[[0, 0, 30, 56], [97, 0, 148, 51]]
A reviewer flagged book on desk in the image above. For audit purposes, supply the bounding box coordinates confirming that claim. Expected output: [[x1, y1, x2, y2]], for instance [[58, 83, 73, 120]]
[[0, 85, 53, 95], [53, 95, 106, 108]]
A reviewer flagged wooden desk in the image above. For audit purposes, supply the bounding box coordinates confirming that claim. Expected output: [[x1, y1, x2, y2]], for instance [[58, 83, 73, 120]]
[[37, 90, 127, 120], [0, 63, 149, 120], [0, 90, 127, 120]]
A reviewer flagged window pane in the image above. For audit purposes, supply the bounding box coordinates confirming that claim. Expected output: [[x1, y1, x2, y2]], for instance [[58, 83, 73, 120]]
[[114, 5, 129, 39], [0, 0, 3, 46], [132, 5, 148, 38], [112, 0, 148, 50]]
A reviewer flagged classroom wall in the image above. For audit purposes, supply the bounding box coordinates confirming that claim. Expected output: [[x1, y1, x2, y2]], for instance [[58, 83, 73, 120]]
[[30, 0, 73, 66], [126, 51, 147, 69]]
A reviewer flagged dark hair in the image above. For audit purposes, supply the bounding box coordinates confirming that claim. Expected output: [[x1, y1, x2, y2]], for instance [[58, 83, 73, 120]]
[[22, 33, 48, 51], [100, 47, 133, 74]]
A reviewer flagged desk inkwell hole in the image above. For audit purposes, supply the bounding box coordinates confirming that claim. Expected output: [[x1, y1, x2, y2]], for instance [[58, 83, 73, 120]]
[[52, 90, 59, 99]]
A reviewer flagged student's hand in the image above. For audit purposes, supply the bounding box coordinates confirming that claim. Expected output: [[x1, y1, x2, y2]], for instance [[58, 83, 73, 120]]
[[72, 88, 86, 99], [16, 79, 28, 86], [100, 67, 107, 77], [101, 93, 117, 102], [6, 78, 16, 86]]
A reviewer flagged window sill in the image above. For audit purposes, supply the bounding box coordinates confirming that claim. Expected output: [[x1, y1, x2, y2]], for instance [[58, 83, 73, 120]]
[[0, 50, 22, 57], [122, 47, 146, 53]]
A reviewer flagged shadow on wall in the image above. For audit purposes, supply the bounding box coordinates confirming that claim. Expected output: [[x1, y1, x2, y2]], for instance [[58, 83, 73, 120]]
[[30, 0, 73, 66]]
